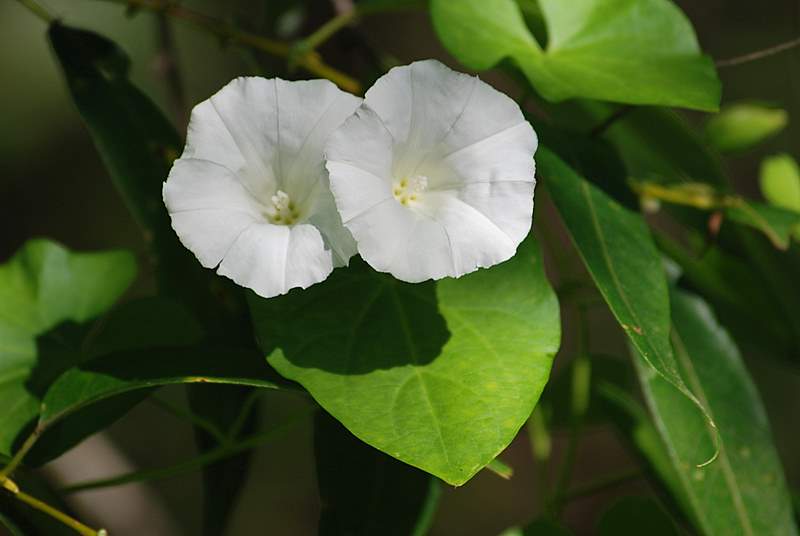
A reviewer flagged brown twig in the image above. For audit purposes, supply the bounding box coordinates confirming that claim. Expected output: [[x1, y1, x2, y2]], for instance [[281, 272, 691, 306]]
[[716, 36, 800, 67], [95, 0, 361, 93]]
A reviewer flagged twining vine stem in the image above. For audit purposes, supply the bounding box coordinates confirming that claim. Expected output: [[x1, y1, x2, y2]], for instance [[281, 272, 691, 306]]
[[97, 0, 362, 93], [14, 0, 54, 22], [716, 35, 800, 67], [294, 0, 425, 59], [61, 407, 314, 493], [1, 478, 107, 536]]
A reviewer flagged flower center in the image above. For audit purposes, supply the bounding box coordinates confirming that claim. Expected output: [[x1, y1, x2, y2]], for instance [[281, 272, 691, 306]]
[[393, 174, 429, 206], [266, 190, 300, 225]]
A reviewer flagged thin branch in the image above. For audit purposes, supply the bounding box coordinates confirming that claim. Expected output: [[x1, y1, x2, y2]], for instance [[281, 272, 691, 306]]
[[0, 426, 43, 482], [2, 478, 106, 536], [148, 396, 227, 444], [61, 407, 314, 493], [295, 0, 425, 58], [154, 13, 187, 126], [717, 36, 800, 67], [589, 105, 633, 137], [15, 0, 56, 23], [94, 0, 361, 94]]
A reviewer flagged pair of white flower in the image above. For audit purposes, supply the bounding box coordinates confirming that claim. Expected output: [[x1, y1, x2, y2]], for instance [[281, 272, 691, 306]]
[[163, 60, 538, 298]]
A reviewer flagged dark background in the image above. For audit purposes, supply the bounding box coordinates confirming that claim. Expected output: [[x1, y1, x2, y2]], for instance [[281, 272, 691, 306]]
[[1, 1, 798, 534]]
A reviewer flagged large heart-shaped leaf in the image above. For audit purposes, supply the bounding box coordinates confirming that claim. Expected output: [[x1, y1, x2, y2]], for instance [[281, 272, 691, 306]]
[[635, 289, 797, 535], [0, 239, 135, 456], [430, 0, 720, 110], [250, 237, 560, 485], [538, 148, 714, 441]]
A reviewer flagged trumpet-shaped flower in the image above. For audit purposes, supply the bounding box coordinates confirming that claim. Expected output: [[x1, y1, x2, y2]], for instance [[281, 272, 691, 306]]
[[325, 60, 538, 282], [163, 77, 361, 298]]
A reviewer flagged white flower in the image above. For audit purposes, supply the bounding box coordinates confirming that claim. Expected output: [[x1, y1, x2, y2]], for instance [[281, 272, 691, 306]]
[[325, 60, 538, 283], [163, 77, 361, 298]]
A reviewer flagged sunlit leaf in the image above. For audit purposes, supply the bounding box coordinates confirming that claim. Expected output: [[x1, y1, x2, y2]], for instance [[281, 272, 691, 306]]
[[539, 147, 712, 437], [705, 103, 788, 153], [761, 154, 800, 212], [760, 154, 800, 241], [250, 238, 560, 485], [430, 0, 720, 110], [0, 239, 135, 457]]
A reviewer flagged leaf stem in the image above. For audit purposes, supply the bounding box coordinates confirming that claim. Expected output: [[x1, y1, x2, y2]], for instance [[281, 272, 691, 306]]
[[148, 396, 227, 444], [526, 406, 552, 512], [0, 426, 43, 482], [716, 36, 800, 67], [154, 12, 187, 126], [296, 0, 425, 55], [589, 105, 633, 137], [14, 0, 56, 23], [92, 0, 361, 94], [552, 310, 592, 514], [61, 407, 314, 493], [2, 478, 106, 536], [227, 389, 263, 440]]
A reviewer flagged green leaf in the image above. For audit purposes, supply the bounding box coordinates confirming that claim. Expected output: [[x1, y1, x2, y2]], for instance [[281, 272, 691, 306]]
[[635, 289, 798, 535], [2, 296, 278, 465], [430, 0, 720, 110], [761, 154, 800, 212], [597, 496, 679, 536], [40, 347, 277, 428], [0, 239, 135, 457], [47, 22, 223, 320], [598, 382, 687, 514], [539, 147, 712, 438], [705, 103, 788, 153], [654, 233, 794, 357], [760, 154, 800, 241], [22, 297, 203, 464], [315, 412, 440, 536], [48, 23, 179, 236], [725, 201, 800, 250], [250, 237, 560, 485]]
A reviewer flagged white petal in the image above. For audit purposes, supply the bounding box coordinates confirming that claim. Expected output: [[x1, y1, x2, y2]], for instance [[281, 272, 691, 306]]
[[166, 77, 361, 296], [363, 59, 476, 177], [326, 106, 395, 224], [327, 60, 537, 282], [275, 79, 363, 198], [185, 77, 280, 202], [217, 223, 333, 298], [342, 199, 453, 283], [306, 188, 357, 267], [163, 158, 262, 268]]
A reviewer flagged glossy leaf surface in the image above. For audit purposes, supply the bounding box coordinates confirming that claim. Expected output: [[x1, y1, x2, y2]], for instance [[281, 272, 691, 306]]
[[636, 289, 797, 535], [430, 0, 720, 110], [251, 238, 560, 485], [0, 239, 135, 456]]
